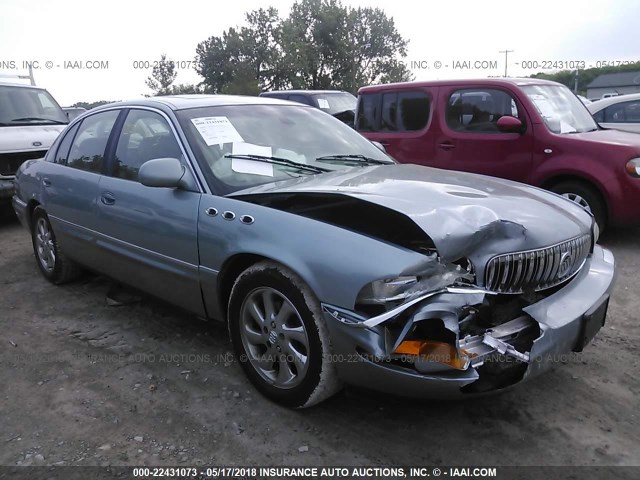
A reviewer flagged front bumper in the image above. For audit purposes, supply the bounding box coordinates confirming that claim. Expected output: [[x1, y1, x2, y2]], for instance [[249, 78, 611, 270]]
[[322, 245, 616, 398], [0, 178, 15, 200]]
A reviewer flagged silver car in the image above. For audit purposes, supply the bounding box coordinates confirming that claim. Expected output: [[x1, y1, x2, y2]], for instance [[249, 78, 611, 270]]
[[12, 96, 615, 408]]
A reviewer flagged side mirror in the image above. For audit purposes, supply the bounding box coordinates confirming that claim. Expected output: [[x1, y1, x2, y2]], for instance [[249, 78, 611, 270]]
[[371, 141, 386, 152], [496, 116, 524, 133], [139, 157, 185, 188]]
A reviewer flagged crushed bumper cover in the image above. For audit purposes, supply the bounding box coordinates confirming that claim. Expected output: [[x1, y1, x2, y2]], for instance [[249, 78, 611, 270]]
[[322, 245, 615, 398]]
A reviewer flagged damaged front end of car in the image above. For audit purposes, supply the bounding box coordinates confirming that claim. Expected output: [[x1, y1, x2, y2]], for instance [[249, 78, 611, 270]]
[[231, 165, 616, 397], [321, 236, 615, 398]]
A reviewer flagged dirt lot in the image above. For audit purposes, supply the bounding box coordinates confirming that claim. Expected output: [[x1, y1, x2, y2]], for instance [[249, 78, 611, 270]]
[[0, 206, 639, 474]]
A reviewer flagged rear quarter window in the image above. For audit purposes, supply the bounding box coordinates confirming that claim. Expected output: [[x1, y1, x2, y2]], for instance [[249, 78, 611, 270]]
[[358, 91, 430, 132]]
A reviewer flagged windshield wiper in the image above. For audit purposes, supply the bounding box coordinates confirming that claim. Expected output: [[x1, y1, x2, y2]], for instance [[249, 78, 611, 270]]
[[10, 117, 67, 125], [315, 154, 392, 165], [223, 154, 330, 174]]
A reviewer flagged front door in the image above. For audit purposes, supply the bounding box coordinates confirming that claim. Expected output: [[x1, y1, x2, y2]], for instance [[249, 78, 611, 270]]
[[432, 86, 534, 183], [94, 108, 204, 316]]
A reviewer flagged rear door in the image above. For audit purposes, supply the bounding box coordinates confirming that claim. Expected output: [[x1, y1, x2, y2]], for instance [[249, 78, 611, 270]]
[[42, 109, 122, 268], [94, 108, 205, 316], [432, 86, 534, 182], [356, 88, 437, 165]]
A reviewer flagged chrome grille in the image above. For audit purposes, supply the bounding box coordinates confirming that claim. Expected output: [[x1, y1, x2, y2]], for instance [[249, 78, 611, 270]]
[[485, 234, 591, 294]]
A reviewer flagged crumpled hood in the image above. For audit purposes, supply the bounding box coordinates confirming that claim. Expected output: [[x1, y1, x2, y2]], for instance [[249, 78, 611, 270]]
[[231, 164, 593, 261], [0, 125, 65, 153]]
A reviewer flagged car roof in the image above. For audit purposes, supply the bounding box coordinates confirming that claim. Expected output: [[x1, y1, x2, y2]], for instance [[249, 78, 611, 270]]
[[358, 77, 563, 94], [586, 93, 640, 113], [260, 90, 349, 95], [0, 82, 46, 90], [90, 94, 311, 112]]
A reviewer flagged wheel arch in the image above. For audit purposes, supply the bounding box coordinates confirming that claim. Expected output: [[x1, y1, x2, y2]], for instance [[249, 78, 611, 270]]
[[217, 253, 307, 323], [540, 174, 609, 220], [26, 200, 42, 229]]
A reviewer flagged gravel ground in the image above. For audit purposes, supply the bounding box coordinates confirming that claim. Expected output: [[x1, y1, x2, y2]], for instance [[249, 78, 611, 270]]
[[0, 206, 638, 475]]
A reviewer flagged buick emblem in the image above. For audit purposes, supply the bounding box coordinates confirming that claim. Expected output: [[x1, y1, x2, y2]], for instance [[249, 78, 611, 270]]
[[557, 252, 573, 278], [268, 330, 278, 344], [32, 141, 42, 147]]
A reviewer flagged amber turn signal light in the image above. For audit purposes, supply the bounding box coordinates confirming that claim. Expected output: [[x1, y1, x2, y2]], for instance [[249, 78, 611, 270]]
[[394, 340, 470, 370]]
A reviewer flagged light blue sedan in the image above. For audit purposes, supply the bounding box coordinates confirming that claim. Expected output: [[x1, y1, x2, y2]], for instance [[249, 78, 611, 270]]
[[12, 95, 615, 407]]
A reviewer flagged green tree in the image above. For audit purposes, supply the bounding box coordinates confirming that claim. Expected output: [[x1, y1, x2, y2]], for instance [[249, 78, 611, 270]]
[[195, 0, 412, 95], [161, 83, 211, 95], [71, 100, 116, 109], [146, 53, 177, 95]]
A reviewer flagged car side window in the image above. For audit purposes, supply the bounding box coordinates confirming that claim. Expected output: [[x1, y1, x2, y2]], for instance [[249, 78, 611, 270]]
[[355, 93, 380, 132], [625, 101, 640, 122], [113, 109, 182, 181], [592, 109, 604, 123], [381, 93, 398, 131], [52, 123, 79, 164], [67, 110, 119, 172], [604, 104, 625, 123], [446, 89, 520, 133], [379, 91, 430, 132], [397, 91, 430, 131], [604, 101, 640, 123]]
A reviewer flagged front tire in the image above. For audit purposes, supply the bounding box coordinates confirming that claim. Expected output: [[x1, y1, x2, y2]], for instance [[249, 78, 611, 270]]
[[31, 207, 81, 284], [228, 261, 341, 408], [549, 181, 606, 232]]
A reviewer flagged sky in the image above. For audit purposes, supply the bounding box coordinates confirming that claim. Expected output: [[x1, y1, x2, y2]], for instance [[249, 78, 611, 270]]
[[0, 0, 638, 105]]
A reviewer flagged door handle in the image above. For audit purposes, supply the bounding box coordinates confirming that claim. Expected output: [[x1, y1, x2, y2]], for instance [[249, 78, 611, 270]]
[[100, 192, 116, 205], [438, 142, 455, 150], [42, 178, 51, 187]]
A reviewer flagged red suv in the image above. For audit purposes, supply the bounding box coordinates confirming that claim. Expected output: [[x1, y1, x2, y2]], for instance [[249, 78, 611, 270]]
[[356, 78, 640, 230]]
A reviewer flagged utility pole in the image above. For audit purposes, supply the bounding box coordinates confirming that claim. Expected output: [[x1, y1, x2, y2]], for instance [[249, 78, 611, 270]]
[[499, 49, 514, 77], [574, 69, 579, 93]]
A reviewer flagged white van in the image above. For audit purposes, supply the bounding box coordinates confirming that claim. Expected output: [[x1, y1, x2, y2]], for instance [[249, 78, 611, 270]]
[[1, 82, 68, 201]]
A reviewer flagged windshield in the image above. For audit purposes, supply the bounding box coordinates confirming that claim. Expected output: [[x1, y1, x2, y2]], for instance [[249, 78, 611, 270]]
[[0, 85, 68, 125], [522, 85, 597, 134], [177, 104, 393, 194], [313, 92, 357, 115]]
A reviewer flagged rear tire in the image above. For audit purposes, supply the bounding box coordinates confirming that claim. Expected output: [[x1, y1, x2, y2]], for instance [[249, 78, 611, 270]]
[[31, 207, 82, 284], [549, 181, 606, 232], [228, 261, 342, 408]]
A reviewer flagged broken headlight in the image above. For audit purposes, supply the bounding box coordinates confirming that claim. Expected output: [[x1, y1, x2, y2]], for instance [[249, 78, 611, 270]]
[[356, 276, 419, 305], [357, 260, 476, 305]]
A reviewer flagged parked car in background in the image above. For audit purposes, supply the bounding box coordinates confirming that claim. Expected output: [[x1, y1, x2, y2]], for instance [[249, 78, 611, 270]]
[[587, 93, 640, 134], [0, 82, 68, 202], [12, 95, 613, 407], [63, 106, 87, 121], [356, 78, 640, 230], [601, 92, 620, 100], [259, 90, 356, 125]]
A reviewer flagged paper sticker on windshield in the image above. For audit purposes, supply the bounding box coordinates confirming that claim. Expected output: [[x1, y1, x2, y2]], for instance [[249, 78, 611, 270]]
[[231, 142, 274, 176], [191, 117, 244, 146], [317, 98, 330, 109], [560, 120, 577, 134]]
